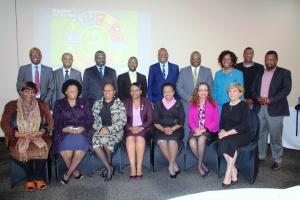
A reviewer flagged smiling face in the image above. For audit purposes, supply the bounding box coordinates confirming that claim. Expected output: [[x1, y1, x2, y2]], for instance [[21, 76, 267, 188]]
[[65, 85, 78, 100], [128, 57, 138, 72], [222, 54, 233, 69], [29, 48, 42, 65], [158, 48, 169, 64], [62, 53, 73, 69], [130, 84, 142, 99], [22, 88, 37, 102], [228, 87, 242, 102], [197, 84, 208, 100], [162, 85, 175, 101], [190, 52, 201, 67], [95, 52, 106, 66], [103, 84, 115, 102]]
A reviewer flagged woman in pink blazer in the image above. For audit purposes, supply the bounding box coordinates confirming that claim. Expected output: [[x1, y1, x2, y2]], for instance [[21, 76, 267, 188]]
[[188, 82, 219, 177]]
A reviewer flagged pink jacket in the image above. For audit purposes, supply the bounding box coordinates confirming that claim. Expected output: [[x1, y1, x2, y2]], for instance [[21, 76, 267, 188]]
[[188, 100, 219, 135]]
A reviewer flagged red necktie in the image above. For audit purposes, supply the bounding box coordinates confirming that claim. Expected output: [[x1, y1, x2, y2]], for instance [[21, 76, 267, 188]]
[[35, 66, 40, 94]]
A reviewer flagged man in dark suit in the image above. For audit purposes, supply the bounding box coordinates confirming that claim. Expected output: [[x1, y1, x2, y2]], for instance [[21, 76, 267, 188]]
[[52, 53, 82, 106], [252, 50, 292, 171], [16, 47, 54, 107], [82, 50, 117, 105], [117, 56, 147, 101], [148, 48, 179, 103], [235, 47, 264, 106]]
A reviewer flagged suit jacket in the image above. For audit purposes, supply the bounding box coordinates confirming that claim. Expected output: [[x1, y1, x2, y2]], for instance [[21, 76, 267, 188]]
[[123, 97, 153, 131], [252, 67, 292, 116], [82, 65, 117, 105], [16, 64, 54, 107], [188, 100, 219, 134], [148, 62, 179, 103], [176, 65, 214, 107], [117, 71, 147, 101], [52, 67, 82, 106]]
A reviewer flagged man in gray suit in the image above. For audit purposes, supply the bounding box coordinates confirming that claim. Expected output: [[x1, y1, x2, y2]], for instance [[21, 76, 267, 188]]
[[16, 47, 54, 107], [176, 51, 214, 142], [52, 53, 82, 106], [82, 50, 117, 105]]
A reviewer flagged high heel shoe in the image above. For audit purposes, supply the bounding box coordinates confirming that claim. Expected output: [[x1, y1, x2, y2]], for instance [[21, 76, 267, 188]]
[[100, 168, 108, 178], [168, 165, 177, 179], [222, 182, 231, 188], [104, 167, 115, 182], [60, 173, 69, 185], [73, 170, 83, 179]]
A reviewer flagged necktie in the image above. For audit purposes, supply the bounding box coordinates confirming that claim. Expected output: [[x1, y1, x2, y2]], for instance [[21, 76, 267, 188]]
[[193, 67, 198, 86], [65, 69, 69, 81], [162, 64, 166, 79], [35, 66, 40, 94], [99, 66, 104, 79]]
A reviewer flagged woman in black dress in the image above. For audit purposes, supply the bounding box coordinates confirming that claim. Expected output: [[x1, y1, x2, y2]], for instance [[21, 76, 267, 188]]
[[154, 83, 185, 178], [218, 83, 251, 187]]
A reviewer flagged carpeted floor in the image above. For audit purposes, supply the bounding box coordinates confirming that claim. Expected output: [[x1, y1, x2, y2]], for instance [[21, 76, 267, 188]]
[[0, 141, 299, 200]]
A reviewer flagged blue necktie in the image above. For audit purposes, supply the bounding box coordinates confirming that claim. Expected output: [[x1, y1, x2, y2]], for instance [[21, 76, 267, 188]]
[[99, 66, 104, 79], [162, 64, 166, 79]]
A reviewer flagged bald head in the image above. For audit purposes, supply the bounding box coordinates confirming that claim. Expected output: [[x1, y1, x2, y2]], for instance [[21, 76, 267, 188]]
[[29, 47, 42, 65], [157, 48, 169, 64], [190, 51, 201, 67]]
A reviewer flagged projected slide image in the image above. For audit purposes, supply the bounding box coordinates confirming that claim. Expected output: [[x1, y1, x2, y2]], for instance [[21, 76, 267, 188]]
[[51, 9, 144, 73]]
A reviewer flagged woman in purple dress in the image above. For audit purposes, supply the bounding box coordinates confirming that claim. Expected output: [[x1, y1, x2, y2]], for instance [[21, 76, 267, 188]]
[[123, 82, 153, 179], [53, 79, 94, 184]]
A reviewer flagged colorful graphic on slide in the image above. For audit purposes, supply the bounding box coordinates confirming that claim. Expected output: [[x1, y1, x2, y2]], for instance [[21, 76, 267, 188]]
[[51, 10, 139, 72]]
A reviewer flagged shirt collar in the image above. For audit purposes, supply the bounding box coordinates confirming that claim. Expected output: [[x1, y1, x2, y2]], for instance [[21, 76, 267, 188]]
[[31, 63, 41, 68]]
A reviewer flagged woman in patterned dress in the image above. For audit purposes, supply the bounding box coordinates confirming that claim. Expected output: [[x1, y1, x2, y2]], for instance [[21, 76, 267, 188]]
[[92, 83, 127, 181]]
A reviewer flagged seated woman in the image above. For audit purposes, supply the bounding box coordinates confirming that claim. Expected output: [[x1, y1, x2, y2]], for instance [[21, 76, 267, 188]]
[[123, 82, 153, 179], [52, 79, 94, 184], [92, 82, 127, 181], [1, 81, 53, 191], [218, 83, 251, 188], [188, 82, 219, 177], [153, 82, 185, 178]]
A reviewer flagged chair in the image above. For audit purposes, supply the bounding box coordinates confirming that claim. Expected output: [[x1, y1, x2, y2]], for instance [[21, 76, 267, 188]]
[[119, 140, 152, 173], [152, 140, 185, 171], [218, 110, 260, 183], [184, 140, 219, 174], [10, 159, 49, 188]]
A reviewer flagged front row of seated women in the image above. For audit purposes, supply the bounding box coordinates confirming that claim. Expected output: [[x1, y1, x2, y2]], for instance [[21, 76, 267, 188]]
[[1, 80, 250, 191]]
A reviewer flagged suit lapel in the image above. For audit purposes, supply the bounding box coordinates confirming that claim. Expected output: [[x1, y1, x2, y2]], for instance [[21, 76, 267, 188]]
[[27, 64, 33, 81], [166, 62, 171, 80], [40, 65, 46, 90], [268, 67, 279, 97]]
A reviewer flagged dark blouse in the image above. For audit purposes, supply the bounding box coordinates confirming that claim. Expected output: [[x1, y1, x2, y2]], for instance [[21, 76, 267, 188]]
[[154, 100, 185, 127], [100, 99, 114, 126], [52, 98, 94, 152], [220, 101, 250, 135]]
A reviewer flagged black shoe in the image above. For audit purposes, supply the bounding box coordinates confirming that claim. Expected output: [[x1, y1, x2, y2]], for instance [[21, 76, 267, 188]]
[[272, 162, 281, 171], [60, 174, 69, 185], [175, 170, 180, 176], [170, 174, 177, 179], [231, 180, 238, 185], [73, 170, 83, 179], [100, 168, 108, 178], [104, 167, 115, 182], [222, 182, 231, 188], [200, 171, 208, 178]]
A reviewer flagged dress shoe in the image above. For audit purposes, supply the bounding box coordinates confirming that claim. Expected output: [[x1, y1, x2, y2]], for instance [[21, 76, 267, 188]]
[[271, 162, 281, 171], [222, 182, 231, 188], [135, 175, 143, 180]]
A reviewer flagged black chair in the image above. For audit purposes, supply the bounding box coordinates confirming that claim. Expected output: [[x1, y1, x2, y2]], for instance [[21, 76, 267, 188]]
[[218, 110, 260, 183], [119, 140, 152, 173], [184, 140, 219, 174], [152, 140, 185, 172], [10, 159, 49, 188]]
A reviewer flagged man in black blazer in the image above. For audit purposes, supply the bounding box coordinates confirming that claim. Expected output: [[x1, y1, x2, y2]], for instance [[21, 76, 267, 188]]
[[82, 51, 117, 105], [252, 50, 292, 171], [117, 57, 147, 101], [235, 47, 264, 106]]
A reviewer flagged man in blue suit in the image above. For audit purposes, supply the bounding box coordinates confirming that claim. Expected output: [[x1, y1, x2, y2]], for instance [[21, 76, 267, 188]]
[[148, 48, 179, 103]]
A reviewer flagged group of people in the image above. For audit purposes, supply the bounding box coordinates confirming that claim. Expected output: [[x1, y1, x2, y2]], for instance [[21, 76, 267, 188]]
[[0, 46, 292, 191]]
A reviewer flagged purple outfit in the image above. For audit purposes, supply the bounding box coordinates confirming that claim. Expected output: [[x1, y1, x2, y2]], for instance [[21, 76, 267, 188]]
[[123, 97, 153, 141], [53, 98, 94, 152]]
